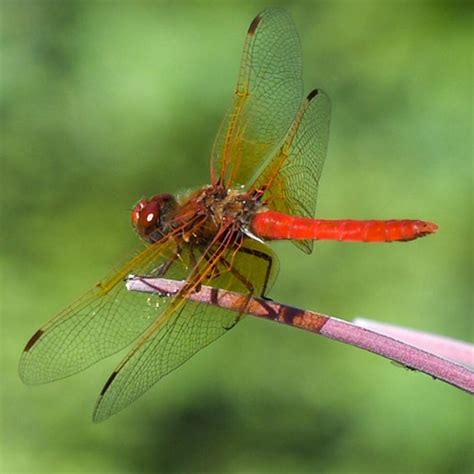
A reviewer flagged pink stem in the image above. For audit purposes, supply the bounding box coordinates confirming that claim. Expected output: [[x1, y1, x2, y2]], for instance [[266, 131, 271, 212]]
[[126, 276, 474, 395], [353, 318, 473, 368]]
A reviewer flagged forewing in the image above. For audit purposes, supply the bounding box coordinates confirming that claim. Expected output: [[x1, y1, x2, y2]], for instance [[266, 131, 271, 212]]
[[250, 89, 331, 253], [19, 237, 180, 384], [211, 9, 303, 187], [93, 239, 278, 422]]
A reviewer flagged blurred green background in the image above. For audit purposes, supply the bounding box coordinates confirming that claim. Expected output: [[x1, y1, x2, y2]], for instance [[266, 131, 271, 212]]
[[1, 1, 472, 473]]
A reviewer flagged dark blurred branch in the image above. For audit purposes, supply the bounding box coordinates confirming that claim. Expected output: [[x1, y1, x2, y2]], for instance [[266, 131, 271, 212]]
[[126, 276, 474, 395]]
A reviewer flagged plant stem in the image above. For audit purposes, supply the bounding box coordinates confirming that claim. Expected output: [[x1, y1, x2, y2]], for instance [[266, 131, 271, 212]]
[[126, 276, 474, 395]]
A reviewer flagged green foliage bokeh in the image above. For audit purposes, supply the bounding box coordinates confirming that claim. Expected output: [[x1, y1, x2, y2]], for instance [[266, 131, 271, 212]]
[[1, 1, 472, 473]]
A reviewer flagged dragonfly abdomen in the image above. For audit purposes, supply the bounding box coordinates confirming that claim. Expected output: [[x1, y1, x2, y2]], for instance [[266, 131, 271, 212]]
[[251, 211, 438, 242]]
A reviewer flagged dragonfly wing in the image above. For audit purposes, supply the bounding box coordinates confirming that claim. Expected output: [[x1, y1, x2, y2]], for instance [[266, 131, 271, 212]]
[[250, 89, 331, 253], [212, 9, 303, 187], [19, 237, 181, 384], [93, 238, 278, 422], [93, 297, 234, 422]]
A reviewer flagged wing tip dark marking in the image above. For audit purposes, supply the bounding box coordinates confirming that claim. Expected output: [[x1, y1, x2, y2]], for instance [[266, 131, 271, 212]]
[[307, 89, 320, 101], [100, 371, 118, 396], [24, 329, 44, 352], [248, 14, 262, 35]]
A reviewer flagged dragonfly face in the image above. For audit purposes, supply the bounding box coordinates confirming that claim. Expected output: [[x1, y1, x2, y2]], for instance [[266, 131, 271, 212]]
[[131, 194, 178, 243]]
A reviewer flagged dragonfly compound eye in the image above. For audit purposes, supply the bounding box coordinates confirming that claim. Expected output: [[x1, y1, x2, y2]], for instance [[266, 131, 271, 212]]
[[139, 201, 161, 230]]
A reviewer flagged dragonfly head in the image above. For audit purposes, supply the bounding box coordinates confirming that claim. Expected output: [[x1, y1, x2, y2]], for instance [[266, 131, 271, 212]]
[[131, 194, 178, 242]]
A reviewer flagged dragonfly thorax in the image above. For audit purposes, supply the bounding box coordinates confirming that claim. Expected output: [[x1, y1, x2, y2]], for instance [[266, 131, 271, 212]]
[[192, 186, 265, 241]]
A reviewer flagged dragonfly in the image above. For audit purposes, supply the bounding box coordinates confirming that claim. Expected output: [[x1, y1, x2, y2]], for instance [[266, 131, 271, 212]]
[[19, 9, 437, 422]]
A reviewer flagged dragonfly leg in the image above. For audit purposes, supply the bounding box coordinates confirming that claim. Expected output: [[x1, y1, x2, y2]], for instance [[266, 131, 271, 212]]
[[235, 246, 274, 298], [218, 255, 256, 330], [148, 246, 182, 278], [188, 244, 204, 293], [196, 250, 251, 329]]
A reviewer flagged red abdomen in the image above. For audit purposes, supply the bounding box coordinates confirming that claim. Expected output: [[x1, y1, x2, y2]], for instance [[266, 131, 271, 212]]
[[251, 211, 438, 243]]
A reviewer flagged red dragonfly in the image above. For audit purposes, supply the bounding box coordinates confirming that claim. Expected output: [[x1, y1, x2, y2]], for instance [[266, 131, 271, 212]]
[[19, 9, 437, 422]]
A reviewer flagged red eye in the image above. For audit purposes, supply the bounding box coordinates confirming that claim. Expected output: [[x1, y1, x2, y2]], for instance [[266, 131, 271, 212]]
[[140, 201, 160, 229]]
